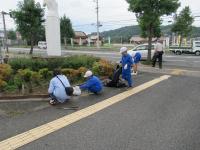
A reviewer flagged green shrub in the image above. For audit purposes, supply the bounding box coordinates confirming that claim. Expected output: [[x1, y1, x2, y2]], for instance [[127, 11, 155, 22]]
[[0, 64, 13, 81], [46, 58, 66, 70], [0, 79, 7, 90], [39, 68, 52, 79], [31, 72, 42, 85], [9, 55, 100, 72], [92, 59, 114, 77], [1, 56, 114, 95], [9, 58, 48, 72], [3, 85, 18, 92], [61, 67, 88, 83], [14, 75, 23, 91], [31, 59, 48, 71], [9, 58, 32, 72], [62, 55, 100, 69], [17, 69, 32, 83]]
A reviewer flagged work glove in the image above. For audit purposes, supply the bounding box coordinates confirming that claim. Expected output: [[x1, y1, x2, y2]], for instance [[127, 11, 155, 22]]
[[124, 64, 128, 70]]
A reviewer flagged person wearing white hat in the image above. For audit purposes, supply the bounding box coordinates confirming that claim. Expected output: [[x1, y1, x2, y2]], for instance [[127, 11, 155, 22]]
[[120, 47, 134, 87], [79, 70, 103, 94]]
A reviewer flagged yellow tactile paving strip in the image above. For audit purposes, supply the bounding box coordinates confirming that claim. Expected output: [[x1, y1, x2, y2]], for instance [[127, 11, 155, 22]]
[[171, 69, 184, 75], [0, 75, 171, 150]]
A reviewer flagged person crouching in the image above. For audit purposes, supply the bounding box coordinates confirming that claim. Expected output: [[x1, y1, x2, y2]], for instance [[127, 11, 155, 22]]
[[48, 69, 73, 105], [79, 70, 103, 94]]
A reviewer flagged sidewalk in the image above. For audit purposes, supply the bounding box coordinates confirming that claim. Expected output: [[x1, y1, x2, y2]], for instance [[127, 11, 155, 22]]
[[0, 72, 161, 142], [139, 64, 200, 77]]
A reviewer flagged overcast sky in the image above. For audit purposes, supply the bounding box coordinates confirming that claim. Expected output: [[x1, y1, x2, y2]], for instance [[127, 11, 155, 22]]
[[0, 0, 200, 34]]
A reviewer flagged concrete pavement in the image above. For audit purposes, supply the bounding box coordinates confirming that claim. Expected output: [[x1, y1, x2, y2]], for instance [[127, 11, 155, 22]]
[[19, 75, 200, 150], [0, 72, 161, 141]]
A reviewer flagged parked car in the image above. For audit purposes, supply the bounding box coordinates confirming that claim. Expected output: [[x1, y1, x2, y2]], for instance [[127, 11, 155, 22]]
[[38, 41, 47, 49], [128, 43, 156, 60]]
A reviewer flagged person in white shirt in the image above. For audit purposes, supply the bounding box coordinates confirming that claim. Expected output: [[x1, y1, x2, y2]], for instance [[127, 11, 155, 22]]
[[152, 39, 164, 69], [48, 69, 73, 105]]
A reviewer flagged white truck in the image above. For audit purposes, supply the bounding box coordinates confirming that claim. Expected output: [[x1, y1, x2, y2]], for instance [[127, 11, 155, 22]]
[[169, 40, 200, 56]]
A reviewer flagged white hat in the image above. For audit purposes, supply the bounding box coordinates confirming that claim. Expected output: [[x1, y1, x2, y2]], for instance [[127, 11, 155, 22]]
[[84, 70, 93, 78], [120, 47, 128, 54]]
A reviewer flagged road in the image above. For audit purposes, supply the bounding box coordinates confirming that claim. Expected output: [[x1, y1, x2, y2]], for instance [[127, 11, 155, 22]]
[[0, 48, 200, 149], [8, 47, 200, 70]]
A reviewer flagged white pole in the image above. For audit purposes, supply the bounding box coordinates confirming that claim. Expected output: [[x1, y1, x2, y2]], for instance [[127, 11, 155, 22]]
[[71, 38, 74, 47], [1, 11, 8, 53], [96, 0, 100, 49]]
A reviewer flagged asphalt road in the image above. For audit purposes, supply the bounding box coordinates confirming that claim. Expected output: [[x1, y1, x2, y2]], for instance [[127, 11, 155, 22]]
[[8, 47, 200, 70], [18, 74, 200, 150]]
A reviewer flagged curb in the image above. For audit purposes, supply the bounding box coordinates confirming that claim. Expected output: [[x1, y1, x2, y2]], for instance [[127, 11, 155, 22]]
[[0, 94, 49, 101]]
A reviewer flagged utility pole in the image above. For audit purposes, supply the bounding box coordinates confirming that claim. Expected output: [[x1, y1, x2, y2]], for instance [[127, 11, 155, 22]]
[[95, 0, 100, 49], [172, 13, 177, 45], [1, 11, 8, 53]]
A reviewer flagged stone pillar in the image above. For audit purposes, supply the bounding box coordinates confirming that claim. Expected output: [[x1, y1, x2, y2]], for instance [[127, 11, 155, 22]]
[[71, 38, 74, 47], [79, 38, 82, 46], [108, 37, 111, 45], [88, 38, 91, 47], [44, 0, 61, 56]]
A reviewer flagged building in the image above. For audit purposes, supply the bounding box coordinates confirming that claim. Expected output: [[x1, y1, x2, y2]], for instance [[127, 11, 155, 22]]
[[129, 36, 146, 44], [73, 31, 88, 45], [130, 36, 169, 47], [88, 35, 103, 46]]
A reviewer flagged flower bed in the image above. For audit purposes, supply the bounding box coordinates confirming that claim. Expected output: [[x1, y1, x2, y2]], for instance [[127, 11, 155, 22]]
[[0, 55, 114, 96]]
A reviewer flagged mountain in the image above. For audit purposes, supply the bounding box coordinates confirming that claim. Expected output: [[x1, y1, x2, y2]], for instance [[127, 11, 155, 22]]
[[100, 25, 200, 43]]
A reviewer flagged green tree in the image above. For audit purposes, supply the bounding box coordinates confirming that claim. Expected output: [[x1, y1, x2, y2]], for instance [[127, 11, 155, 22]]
[[171, 6, 194, 46], [7, 30, 17, 40], [11, 0, 45, 54], [60, 15, 74, 46], [126, 0, 180, 61], [36, 25, 46, 42]]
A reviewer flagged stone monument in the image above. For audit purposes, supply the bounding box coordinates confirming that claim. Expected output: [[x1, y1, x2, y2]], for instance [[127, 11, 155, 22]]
[[44, 0, 61, 56]]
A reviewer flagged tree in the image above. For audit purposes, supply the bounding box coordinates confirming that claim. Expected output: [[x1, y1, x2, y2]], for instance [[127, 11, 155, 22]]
[[171, 6, 194, 47], [60, 15, 75, 46], [11, 0, 45, 54], [126, 0, 180, 61], [36, 25, 46, 42], [7, 30, 17, 40]]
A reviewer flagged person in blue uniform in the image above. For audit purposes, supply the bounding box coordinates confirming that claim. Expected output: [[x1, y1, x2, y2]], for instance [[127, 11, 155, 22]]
[[80, 70, 103, 94], [132, 52, 141, 75], [120, 47, 134, 87]]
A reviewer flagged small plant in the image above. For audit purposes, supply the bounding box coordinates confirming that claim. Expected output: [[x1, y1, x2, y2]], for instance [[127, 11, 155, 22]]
[[17, 69, 41, 93], [39, 68, 52, 79], [31, 72, 42, 85], [0, 79, 7, 90], [62, 55, 100, 69], [0, 64, 13, 81], [92, 59, 114, 77]]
